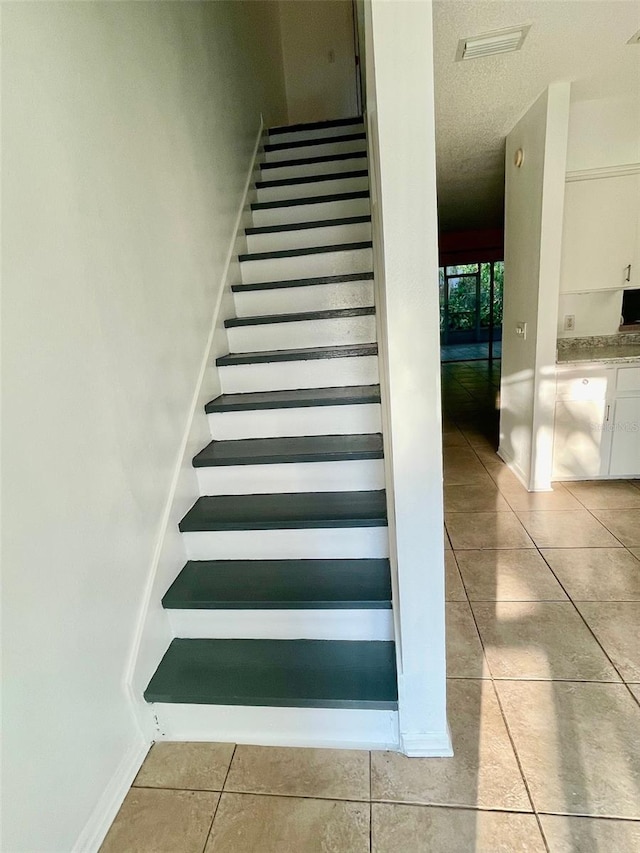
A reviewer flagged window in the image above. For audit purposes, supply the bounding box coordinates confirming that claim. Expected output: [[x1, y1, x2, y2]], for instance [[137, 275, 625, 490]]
[[439, 261, 503, 344]]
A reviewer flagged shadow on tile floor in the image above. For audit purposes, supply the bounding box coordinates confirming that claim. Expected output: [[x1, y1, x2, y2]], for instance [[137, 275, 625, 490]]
[[100, 359, 640, 852]]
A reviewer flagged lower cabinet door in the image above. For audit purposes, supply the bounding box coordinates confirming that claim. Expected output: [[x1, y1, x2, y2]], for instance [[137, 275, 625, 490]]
[[552, 399, 610, 479], [609, 397, 640, 476]]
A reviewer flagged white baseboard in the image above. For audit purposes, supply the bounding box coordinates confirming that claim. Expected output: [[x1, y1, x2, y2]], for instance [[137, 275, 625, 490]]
[[497, 445, 558, 492], [400, 725, 453, 757], [151, 703, 399, 751], [72, 734, 149, 853], [496, 444, 529, 489]]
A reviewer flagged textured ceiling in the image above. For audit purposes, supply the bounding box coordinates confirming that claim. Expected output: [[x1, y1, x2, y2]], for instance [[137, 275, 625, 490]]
[[433, 0, 640, 233]]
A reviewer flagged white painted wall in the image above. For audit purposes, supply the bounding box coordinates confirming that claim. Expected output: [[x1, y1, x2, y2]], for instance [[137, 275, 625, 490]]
[[365, 0, 450, 757], [499, 83, 571, 491], [558, 290, 625, 338], [279, 0, 359, 124], [1, 3, 286, 851], [566, 94, 640, 172], [558, 93, 640, 338]]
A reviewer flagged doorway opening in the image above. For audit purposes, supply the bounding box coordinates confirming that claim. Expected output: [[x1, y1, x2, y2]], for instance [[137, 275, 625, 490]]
[[440, 260, 503, 362]]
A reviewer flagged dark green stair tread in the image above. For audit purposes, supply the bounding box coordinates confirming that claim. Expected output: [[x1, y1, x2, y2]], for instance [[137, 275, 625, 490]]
[[216, 342, 377, 367], [205, 385, 381, 413], [264, 132, 366, 152], [192, 433, 383, 467], [231, 271, 373, 293], [246, 215, 371, 236], [256, 170, 368, 189], [162, 558, 392, 609], [268, 116, 363, 136], [225, 307, 374, 328], [144, 638, 397, 709], [261, 151, 367, 170], [239, 241, 372, 263], [251, 190, 369, 211], [179, 490, 388, 532]]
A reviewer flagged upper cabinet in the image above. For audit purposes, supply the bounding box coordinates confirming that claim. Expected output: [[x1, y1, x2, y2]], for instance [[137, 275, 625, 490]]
[[559, 171, 640, 293]]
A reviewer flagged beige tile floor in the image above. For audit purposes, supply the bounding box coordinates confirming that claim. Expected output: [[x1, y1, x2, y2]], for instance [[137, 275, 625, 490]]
[[102, 360, 640, 852]]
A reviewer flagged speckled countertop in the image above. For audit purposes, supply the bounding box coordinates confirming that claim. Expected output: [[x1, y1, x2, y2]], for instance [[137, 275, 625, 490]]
[[557, 333, 640, 365]]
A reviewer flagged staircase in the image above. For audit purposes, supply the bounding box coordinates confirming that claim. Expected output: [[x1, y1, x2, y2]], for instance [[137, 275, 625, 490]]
[[144, 116, 398, 748]]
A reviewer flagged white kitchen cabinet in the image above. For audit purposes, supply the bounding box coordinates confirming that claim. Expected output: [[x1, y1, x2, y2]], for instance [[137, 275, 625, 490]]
[[609, 397, 640, 475], [560, 173, 640, 293], [552, 362, 640, 479], [553, 399, 611, 478]]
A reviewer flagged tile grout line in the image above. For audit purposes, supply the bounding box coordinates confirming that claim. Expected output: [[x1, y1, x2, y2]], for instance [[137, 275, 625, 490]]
[[456, 422, 554, 849], [457, 565, 549, 848], [201, 744, 237, 852], [369, 750, 373, 853], [132, 781, 640, 819], [536, 549, 640, 704], [468, 436, 635, 694], [135, 785, 371, 804], [563, 486, 634, 549], [450, 421, 640, 822]]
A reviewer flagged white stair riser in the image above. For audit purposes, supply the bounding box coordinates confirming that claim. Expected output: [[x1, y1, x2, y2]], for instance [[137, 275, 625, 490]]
[[266, 123, 365, 145], [195, 459, 385, 495], [167, 608, 393, 641], [246, 221, 371, 254], [261, 155, 367, 181], [233, 280, 374, 317], [219, 355, 379, 394], [183, 526, 389, 561], [256, 175, 369, 203], [208, 403, 383, 441], [240, 247, 372, 285], [264, 137, 366, 163], [227, 315, 376, 353], [151, 704, 399, 750], [252, 197, 370, 227]]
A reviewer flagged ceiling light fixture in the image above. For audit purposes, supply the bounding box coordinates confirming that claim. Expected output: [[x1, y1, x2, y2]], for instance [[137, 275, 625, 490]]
[[627, 28, 640, 44], [455, 24, 531, 61]]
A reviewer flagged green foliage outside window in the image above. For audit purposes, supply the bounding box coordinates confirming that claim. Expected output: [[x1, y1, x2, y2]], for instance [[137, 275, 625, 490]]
[[439, 261, 503, 335]]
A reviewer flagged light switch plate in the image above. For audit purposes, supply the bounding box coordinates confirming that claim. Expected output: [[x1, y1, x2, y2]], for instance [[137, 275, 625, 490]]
[[515, 321, 527, 339]]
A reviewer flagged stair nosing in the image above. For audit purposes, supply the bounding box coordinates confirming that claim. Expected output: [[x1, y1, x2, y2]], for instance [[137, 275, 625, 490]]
[[192, 433, 384, 468], [246, 215, 371, 236], [231, 271, 374, 293], [260, 151, 367, 171], [205, 384, 381, 413], [251, 190, 369, 211], [216, 342, 378, 367], [163, 557, 392, 611], [268, 116, 363, 136], [264, 132, 366, 152], [163, 600, 391, 610], [239, 241, 372, 263], [224, 306, 375, 328], [256, 170, 368, 189], [179, 490, 388, 532]]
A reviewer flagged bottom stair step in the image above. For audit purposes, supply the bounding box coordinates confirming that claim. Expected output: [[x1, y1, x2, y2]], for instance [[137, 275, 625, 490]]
[[162, 559, 392, 609], [144, 638, 398, 710]]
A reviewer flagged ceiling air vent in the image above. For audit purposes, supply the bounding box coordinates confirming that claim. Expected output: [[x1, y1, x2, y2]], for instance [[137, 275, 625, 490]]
[[456, 25, 531, 61]]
